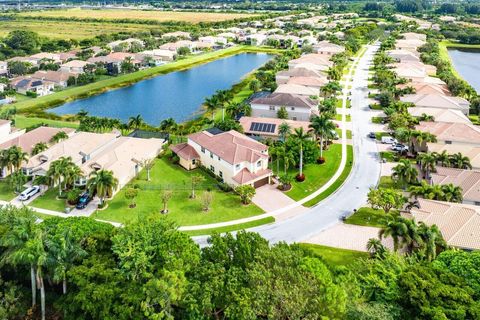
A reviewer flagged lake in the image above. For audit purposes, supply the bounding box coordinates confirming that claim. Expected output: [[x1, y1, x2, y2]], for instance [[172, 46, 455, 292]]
[[50, 53, 273, 125], [447, 48, 480, 92]]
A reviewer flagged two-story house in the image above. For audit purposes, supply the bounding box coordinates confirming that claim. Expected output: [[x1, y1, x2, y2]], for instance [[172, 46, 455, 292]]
[[250, 92, 318, 121], [170, 130, 272, 188]]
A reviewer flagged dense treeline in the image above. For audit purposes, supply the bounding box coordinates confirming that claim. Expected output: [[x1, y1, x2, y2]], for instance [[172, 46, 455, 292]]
[[1, 206, 480, 320]]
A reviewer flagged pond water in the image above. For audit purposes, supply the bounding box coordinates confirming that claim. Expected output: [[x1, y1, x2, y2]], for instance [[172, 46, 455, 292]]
[[50, 53, 273, 125], [447, 48, 480, 93]]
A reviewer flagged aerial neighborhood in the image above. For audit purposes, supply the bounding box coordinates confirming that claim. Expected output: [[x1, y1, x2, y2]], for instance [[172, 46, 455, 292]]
[[1, 2, 480, 319]]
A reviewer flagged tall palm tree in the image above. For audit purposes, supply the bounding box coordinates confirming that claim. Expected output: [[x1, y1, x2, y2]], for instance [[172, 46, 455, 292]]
[[417, 222, 447, 261], [309, 115, 335, 159], [366, 238, 386, 258], [31, 142, 48, 156], [432, 150, 450, 167], [392, 159, 418, 188], [50, 131, 69, 144], [278, 122, 291, 142], [441, 184, 463, 203], [417, 152, 436, 180], [8, 146, 28, 172], [379, 215, 409, 252], [408, 181, 444, 200], [283, 149, 296, 174], [291, 127, 310, 177], [449, 153, 472, 169], [128, 114, 144, 130], [204, 96, 220, 121], [0, 148, 12, 176], [64, 164, 83, 190], [87, 169, 119, 205], [142, 159, 155, 181]]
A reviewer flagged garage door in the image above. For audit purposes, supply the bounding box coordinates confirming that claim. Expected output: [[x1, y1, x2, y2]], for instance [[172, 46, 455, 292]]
[[253, 177, 269, 188]]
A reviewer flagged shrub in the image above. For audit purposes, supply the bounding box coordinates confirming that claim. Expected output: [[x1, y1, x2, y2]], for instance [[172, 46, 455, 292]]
[[67, 189, 83, 205], [217, 182, 233, 192]]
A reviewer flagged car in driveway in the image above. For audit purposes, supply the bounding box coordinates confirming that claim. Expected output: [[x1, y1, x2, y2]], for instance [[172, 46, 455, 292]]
[[368, 132, 376, 139], [391, 143, 409, 153], [381, 136, 397, 144], [18, 185, 41, 201], [75, 192, 92, 210]]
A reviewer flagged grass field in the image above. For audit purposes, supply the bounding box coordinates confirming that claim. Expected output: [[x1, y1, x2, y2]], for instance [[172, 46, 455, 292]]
[[12, 46, 280, 115], [19, 8, 256, 23], [0, 180, 17, 202], [30, 188, 67, 213], [182, 217, 275, 236], [298, 243, 368, 267], [0, 19, 155, 40], [345, 207, 388, 228], [13, 115, 79, 130], [92, 158, 264, 226]]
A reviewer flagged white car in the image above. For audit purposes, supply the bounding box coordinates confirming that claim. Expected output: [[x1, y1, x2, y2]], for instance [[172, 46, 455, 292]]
[[18, 185, 41, 201], [381, 136, 397, 144], [391, 144, 409, 153]]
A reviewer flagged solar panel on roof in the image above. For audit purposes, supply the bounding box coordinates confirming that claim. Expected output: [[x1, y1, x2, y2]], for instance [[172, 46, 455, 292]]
[[249, 122, 276, 133]]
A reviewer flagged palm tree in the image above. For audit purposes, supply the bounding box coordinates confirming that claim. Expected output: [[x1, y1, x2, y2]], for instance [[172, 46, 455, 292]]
[[142, 159, 155, 181], [76, 109, 88, 119], [31, 142, 48, 156], [278, 122, 291, 142], [8, 146, 28, 172], [87, 169, 119, 206], [408, 181, 444, 200], [449, 153, 472, 169], [417, 222, 447, 261], [309, 115, 335, 160], [432, 150, 450, 167], [47, 156, 75, 196], [274, 145, 285, 175], [159, 117, 177, 132], [379, 215, 409, 252], [50, 131, 69, 144], [128, 114, 144, 130], [291, 127, 310, 177], [366, 238, 386, 258], [417, 152, 436, 180], [204, 96, 220, 121], [0, 149, 11, 176], [392, 159, 418, 188], [225, 101, 242, 119], [283, 149, 296, 174], [64, 164, 83, 190], [441, 184, 463, 203], [412, 131, 437, 152]]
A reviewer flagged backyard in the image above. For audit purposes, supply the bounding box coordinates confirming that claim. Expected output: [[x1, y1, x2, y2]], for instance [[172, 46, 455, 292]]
[[298, 243, 368, 267], [92, 157, 264, 226], [0, 180, 17, 202]]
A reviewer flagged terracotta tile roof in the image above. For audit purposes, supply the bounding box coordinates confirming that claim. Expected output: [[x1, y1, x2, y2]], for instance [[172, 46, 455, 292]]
[[277, 68, 326, 79], [61, 60, 88, 68], [251, 92, 318, 109], [416, 121, 480, 144], [233, 168, 272, 184], [169, 143, 199, 160], [411, 199, 480, 250], [431, 167, 480, 204], [274, 84, 319, 96], [287, 76, 328, 87], [289, 54, 333, 67], [188, 130, 268, 165], [0, 126, 75, 154], [408, 107, 470, 124], [401, 94, 470, 112], [427, 143, 480, 169], [313, 41, 345, 53], [32, 70, 74, 84], [398, 82, 450, 96]]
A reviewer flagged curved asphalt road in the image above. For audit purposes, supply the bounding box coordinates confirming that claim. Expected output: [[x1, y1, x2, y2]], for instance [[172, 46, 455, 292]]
[[194, 44, 381, 246]]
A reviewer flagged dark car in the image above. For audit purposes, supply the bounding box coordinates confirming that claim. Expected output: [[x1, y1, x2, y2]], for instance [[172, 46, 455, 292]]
[[76, 192, 92, 210], [368, 132, 376, 139]]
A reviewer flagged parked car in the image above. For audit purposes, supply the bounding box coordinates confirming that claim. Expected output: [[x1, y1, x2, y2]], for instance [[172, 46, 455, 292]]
[[18, 185, 40, 201], [381, 136, 397, 144], [391, 143, 409, 153], [368, 132, 376, 139], [75, 192, 92, 209]]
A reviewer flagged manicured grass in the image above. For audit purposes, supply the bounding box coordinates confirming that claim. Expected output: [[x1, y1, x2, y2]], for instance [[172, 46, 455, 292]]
[[13, 115, 79, 130], [371, 116, 384, 124], [0, 180, 17, 202], [298, 243, 368, 267], [30, 188, 67, 213], [303, 145, 353, 207], [469, 114, 479, 125], [369, 104, 382, 110], [345, 207, 388, 228], [375, 132, 390, 140], [336, 129, 352, 139], [12, 46, 281, 114], [19, 8, 257, 23], [378, 176, 399, 189], [182, 217, 275, 236], [92, 158, 264, 226], [285, 144, 343, 201], [379, 151, 396, 162], [335, 114, 351, 122]]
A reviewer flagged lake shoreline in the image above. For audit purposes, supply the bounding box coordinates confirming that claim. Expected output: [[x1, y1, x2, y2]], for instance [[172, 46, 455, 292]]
[[12, 45, 281, 119], [441, 41, 480, 94]]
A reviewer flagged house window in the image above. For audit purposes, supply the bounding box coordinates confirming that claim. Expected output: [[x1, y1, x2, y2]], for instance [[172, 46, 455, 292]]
[[210, 152, 213, 159], [210, 165, 215, 173], [217, 156, 220, 161], [257, 161, 262, 167], [292, 116, 297, 120], [445, 141, 452, 144], [235, 164, 240, 170], [269, 106, 275, 111], [192, 159, 196, 165], [201, 147, 205, 153], [219, 171, 223, 178], [290, 107, 295, 111]]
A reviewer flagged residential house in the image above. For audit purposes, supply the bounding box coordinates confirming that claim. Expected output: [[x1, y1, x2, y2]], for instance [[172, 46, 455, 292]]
[[87, 52, 144, 75], [246, 34, 267, 46], [276, 67, 327, 85], [29, 53, 61, 65], [107, 38, 144, 51], [60, 60, 88, 74], [395, 39, 426, 52], [239, 116, 310, 140], [198, 36, 227, 47], [409, 198, 480, 250], [408, 107, 470, 124], [416, 121, 480, 148], [401, 94, 470, 115], [161, 31, 191, 39], [312, 41, 345, 56], [427, 143, 480, 170], [397, 82, 450, 96], [430, 167, 480, 206], [288, 54, 333, 72], [392, 61, 437, 75], [170, 130, 272, 187], [274, 83, 319, 97], [8, 56, 40, 67], [287, 76, 329, 90], [32, 70, 75, 89], [387, 50, 421, 63], [402, 32, 427, 42], [160, 40, 196, 53], [0, 61, 7, 76], [141, 49, 176, 63], [0, 120, 25, 145], [250, 92, 318, 121], [10, 77, 54, 96]]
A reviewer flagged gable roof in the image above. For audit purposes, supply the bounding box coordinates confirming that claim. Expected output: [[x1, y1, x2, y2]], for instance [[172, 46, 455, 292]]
[[274, 83, 319, 96], [276, 68, 326, 80], [401, 94, 470, 112], [398, 82, 450, 96], [427, 143, 480, 169], [416, 121, 480, 144], [251, 92, 318, 109], [431, 167, 480, 203], [188, 130, 268, 165], [287, 76, 329, 87], [408, 107, 470, 124], [169, 143, 199, 161], [410, 199, 480, 250], [0, 126, 75, 154]]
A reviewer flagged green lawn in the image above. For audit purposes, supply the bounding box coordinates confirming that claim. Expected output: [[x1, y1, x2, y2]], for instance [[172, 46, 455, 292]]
[[183, 216, 275, 236], [298, 243, 368, 267], [380, 151, 396, 162], [30, 188, 67, 213], [285, 144, 343, 201], [303, 145, 353, 207], [345, 207, 388, 228], [92, 158, 264, 226], [375, 132, 390, 140], [0, 180, 17, 202], [469, 114, 479, 125], [335, 114, 351, 122], [14, 115, 79, 130]]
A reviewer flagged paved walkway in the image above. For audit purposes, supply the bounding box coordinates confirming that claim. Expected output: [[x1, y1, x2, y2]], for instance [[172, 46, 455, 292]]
[[304, 223, 394, 252]]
